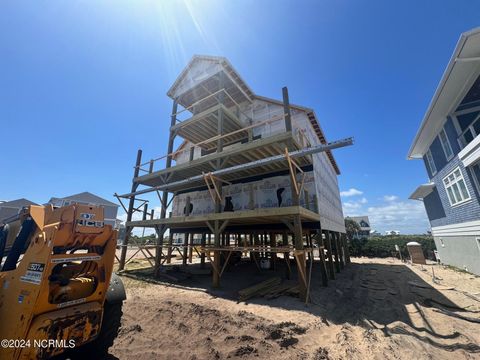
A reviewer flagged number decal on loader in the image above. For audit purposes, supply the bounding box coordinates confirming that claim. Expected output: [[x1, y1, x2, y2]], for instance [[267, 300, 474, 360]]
[[20, 262, 45, 285]]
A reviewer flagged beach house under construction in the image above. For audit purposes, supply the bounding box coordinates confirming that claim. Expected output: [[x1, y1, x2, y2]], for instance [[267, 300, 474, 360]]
[[116, 55, 353, 299]]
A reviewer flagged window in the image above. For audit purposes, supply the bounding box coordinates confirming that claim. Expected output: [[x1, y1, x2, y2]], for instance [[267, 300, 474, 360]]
[[439, 129, 453, 160], [426, 149, 437, 175], [456, 111, 480, 148], [443, 167, 471, 206]]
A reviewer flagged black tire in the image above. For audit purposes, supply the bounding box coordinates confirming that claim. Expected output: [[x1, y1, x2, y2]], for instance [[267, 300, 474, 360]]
[[80, 301, 123, 359]]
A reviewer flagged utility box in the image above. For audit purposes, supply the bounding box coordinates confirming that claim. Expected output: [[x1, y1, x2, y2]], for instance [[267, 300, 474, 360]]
[[406, 241, 426, 265]]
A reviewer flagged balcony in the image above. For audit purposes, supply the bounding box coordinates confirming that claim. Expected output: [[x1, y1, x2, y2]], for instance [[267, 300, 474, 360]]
[[458, 132, 480, 167]]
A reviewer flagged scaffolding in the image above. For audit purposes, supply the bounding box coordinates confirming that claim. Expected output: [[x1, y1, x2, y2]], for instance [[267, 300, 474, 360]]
[[116, 62, 353, 301]]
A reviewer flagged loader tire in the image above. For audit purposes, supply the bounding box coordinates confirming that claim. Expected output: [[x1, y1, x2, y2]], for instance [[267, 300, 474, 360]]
[[81, 301, 123, 358]]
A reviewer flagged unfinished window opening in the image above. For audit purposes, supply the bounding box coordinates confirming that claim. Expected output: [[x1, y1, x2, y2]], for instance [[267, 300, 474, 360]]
[[443, 167, 471, 206]]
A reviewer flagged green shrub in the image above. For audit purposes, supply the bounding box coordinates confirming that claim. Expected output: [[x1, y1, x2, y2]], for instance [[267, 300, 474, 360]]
[[348, 235, 436, 259]]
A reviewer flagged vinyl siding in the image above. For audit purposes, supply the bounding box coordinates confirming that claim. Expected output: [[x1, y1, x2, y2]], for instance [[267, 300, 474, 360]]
[[429, 156, 480, 227]]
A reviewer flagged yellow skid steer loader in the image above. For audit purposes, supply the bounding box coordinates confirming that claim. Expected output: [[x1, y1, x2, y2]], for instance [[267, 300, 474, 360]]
[[0, 204, 126, 359]]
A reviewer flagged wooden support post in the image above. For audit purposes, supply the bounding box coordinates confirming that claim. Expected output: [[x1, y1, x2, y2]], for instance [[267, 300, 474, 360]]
[[288, 147, 307, 300], [293, 215, 306, 300], [332, 231, 340, 273], [157, 99, 178, 268], [253, 232, 260, 269], [119, 149, 142, 271], [200, 233, 206, 268], [306, 233, 312, 263], [154, 225, 165, 274], [316, 232, 328, 287], [189, 233, 194, 263], [213, 222, 221, 287], [343, 233, 351, 264], [283, 87, 292, 132], [282, 232, 290, 279], [325, 231, 335, 280], [166, 233, 173, 264], [183, 233, 189, 266], [270, 232, 276, 270], [212, 174, 223, 287], [338, 232, 345, 269]]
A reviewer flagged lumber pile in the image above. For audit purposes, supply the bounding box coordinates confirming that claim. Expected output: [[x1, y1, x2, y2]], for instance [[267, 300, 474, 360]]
[[238, 277, 298, 301]]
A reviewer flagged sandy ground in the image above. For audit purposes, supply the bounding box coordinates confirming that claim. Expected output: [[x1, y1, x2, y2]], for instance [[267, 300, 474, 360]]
[[109, 257, 480, 360]]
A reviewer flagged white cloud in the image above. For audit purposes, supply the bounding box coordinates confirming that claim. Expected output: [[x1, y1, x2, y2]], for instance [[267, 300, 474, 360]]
[[366, 200, 430, 234], [343, 201, 362, 209], [383, 195, 399, 202], [342, 194, 430, 234], [340, 188, 363, 197]]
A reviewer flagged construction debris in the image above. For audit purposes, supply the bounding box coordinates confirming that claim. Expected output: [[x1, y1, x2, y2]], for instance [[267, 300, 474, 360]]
[[238, 277, 299, 301]]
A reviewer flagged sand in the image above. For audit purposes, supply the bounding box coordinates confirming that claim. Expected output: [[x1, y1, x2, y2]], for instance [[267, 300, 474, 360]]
[[109, 257, 480, 360]]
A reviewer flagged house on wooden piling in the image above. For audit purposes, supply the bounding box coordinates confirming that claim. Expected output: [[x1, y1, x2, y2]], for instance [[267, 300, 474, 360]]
[[117, 55, 352, 299]]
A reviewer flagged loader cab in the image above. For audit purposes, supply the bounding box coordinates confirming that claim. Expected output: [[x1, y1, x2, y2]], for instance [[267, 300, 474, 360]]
[[0, 209, 35, 271]]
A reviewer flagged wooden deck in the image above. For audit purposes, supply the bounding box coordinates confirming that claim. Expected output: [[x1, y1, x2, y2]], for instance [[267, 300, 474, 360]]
[[171, 104, 245, 150], [126, 206, 320, 229], [134, 132, 312, 191]]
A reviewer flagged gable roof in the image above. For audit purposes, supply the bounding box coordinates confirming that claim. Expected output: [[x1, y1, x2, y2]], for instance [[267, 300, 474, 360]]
[[347, 216, 371, 229], [408, 27, 480, 159], [50, 192, 118, 207], [167, 55, 255, 101], [0, 198, 38, 208]]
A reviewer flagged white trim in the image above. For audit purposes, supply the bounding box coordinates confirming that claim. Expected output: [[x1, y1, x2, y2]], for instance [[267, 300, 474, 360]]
[[459, 133, 480, 167], [432, 219, 480, 237], [409, 183, 435, 200], [469, 162, 480, 196], [426, 149, 437, 176], [439, 128, 454, 161], [443, 167, 471, 206], [408, 28, 480, 159], [454, 104, 480, 116]]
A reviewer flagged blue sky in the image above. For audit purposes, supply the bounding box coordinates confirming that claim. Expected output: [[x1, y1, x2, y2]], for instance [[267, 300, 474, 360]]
[[1, 1, 479, 234]]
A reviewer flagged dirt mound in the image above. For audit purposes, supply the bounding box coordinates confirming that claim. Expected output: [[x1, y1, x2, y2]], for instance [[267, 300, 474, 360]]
[[110, 258, 480, 360]]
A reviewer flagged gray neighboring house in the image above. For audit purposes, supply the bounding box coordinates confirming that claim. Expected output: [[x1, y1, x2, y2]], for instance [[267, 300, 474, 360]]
[[0, 198, 38, 223], [48, 192, 119, 228], [346, 216, 371, 239], [408, 28, 480, 275]]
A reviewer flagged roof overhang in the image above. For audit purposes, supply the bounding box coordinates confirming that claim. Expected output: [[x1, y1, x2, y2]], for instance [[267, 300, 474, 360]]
[[408, 28, 480, 159], [409, 183, 435, 200]]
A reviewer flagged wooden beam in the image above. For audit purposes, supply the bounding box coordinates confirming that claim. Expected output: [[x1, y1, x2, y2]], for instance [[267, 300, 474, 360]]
[[332, 231, 340, 273], [343, 233, 351, 264], [325, 231, 335, 280], [283, 87, 292, 132], [118, 149, 142, 271]]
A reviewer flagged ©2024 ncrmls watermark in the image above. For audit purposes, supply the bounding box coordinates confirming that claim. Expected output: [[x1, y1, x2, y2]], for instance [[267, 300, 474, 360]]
[[1, 338, 76, 349]]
